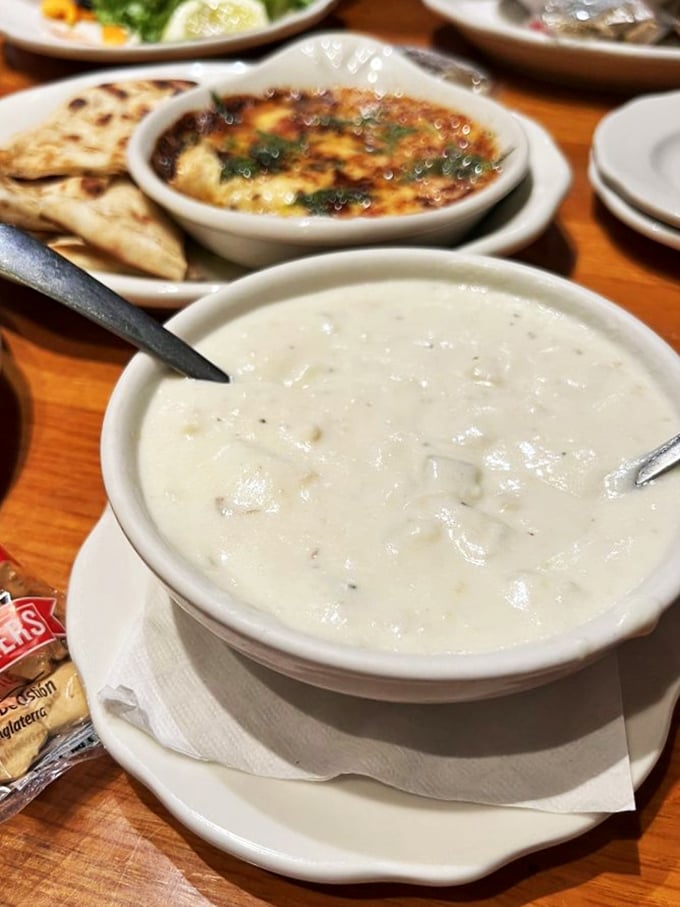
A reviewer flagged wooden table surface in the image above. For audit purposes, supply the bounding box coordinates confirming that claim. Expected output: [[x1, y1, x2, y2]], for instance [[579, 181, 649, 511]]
[[1, 1, 679, 904]]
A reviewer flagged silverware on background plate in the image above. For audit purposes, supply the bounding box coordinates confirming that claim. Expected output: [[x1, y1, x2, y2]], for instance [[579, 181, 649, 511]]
[[401, 46, 495, 94]]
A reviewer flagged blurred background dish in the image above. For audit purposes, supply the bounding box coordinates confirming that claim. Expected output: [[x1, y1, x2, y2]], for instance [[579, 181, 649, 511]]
[[421, 0, 680, 90], [589, 156, 680, 252], [0, 0, 338, 62], [592, 90, 680, 230]]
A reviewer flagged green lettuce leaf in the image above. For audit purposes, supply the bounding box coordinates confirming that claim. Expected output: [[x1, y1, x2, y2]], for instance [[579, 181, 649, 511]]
[[91, 0, 315, 43], [92, 0, 185, 42]]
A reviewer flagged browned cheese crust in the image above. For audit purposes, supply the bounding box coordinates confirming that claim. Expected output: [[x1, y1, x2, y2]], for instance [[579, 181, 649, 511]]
[[151, 87, 502, 218]]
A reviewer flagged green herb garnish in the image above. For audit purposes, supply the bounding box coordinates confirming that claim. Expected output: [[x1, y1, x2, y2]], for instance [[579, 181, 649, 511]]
[[211, 92, 241, 126], [249, 131, 305, 171], [294, 187, 372, 215], [314, 113, 380, 131], [263, 0, 313, 18], [377, 122, 418, 154], [91, 0, 185, 43], [218, 131, 304, 181], [219, 155, 262, 180], [404, 147, 495, 182]]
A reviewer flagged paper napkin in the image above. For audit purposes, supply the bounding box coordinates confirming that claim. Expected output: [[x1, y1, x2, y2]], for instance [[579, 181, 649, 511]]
[[99, 583, 635, 814]]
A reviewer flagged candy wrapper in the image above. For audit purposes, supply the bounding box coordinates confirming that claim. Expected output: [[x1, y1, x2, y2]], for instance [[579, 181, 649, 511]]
[[0, 544, 102, 822], [518, 0, 679, 44]]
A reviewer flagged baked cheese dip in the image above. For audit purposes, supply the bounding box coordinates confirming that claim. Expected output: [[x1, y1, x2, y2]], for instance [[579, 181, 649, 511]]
[[137, 280, 680, 655], [150, 88, 502, 217]]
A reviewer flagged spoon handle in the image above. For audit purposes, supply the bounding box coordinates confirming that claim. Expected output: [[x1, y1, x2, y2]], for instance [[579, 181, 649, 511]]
[[635, 432, 680, 486], [0, 225, 229, 383], [400, 47, 495, 95]]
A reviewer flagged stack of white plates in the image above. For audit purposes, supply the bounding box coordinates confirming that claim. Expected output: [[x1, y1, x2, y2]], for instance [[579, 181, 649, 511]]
[[590, 90, 680, 252]]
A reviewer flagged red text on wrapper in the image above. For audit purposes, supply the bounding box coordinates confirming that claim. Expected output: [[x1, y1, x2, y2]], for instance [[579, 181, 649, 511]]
[[0, 594, 67, 672]]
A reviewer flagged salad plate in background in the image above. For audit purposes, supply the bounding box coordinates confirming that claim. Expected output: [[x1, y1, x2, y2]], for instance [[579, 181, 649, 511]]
[[0, 0, 339, 62]]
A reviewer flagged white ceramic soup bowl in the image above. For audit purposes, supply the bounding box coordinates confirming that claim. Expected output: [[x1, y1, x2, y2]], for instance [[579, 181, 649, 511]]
[[126, 31, 529, 269], [100, 249, 680, 703]]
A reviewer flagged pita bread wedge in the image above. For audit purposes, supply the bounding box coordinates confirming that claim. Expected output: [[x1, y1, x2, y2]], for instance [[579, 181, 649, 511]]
[[38, 175, 188, 281], [0, 78, 195, 179], [0, 175, 61, 232], [47, 235, 146, 276]]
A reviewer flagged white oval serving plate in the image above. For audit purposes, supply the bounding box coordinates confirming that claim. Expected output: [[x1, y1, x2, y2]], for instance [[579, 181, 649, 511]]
[[0, 61, 569, 306]]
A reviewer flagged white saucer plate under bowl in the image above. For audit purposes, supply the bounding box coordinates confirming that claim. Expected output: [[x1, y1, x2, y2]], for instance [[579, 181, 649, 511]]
[[589, 157, 680, 253], [66, 509, 680, 886], [421, 0, 680, 90], [0, 0, 339, 63], [0, 59, 570, 308], [592, 91, 680, 230]]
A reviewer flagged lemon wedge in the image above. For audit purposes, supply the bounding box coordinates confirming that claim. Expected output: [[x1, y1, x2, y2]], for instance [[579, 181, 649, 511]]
[[162, 0, 269, 42]]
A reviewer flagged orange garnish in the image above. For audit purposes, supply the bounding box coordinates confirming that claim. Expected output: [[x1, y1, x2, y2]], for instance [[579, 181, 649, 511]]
[[101, 24, 129, 45], [40, 0, 80, 27], [41, 0, 124, 40]]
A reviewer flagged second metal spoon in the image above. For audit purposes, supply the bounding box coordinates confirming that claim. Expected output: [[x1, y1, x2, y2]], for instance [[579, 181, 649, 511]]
[[0, 224, 229, 383], [635, 432, 680, 486]]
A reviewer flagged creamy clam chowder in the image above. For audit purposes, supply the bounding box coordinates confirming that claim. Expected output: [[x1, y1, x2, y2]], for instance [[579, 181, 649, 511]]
[[137, 279, 680, 654]]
